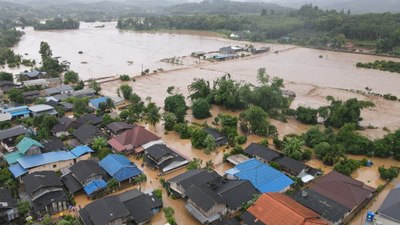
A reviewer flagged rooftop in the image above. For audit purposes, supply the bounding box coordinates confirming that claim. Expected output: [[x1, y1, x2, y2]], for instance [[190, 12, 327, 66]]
[[377, 186, 400, 222], [99, 154, 143, 182], [108, 126, 160, 152], [22, 171, 63, 195], [89, 97, 109, 109], [28, 104, 56, 113], [0, 125, 29, 140], [244, 143, 280, 162]]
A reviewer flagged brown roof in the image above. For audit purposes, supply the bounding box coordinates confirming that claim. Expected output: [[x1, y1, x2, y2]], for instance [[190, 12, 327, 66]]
[[309, 171, 374, 210], [108, 126, 160, 152], [247, 193, 329, 225]]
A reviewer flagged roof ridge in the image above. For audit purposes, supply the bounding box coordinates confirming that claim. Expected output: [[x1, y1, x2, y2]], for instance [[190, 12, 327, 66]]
[[269, 193, 316, 218]]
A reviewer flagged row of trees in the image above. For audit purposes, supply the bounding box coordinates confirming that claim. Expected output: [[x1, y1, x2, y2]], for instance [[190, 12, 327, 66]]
[[356, 60, 400, 73], [34, 18, 79, 30]]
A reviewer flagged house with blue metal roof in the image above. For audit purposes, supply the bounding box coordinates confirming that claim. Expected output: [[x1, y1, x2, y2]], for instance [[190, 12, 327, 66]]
[[4, 137, 43, 165], [89, 97, 109, 109], [225, 158, 294, 193], [99, 154, 143, 183], [83, 180, 108, 196], [2, 106, 30, 119], [9, 146, 94, 178]]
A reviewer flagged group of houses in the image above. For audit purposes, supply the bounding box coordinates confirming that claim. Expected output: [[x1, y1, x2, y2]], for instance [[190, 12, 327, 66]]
[[191, 45, 270, 62]]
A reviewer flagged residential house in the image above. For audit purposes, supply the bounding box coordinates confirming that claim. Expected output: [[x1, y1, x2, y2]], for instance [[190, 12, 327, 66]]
[[52, 93, 71, 102], [20, 70, 47, 80], [226, 154, 250, 165], [251, 47, 270, 54], [46, 100, 73, 112], [76, 114, 104, 127], [23, 79, 48, 87], [294, 171, 375, 224], [219, 47, 236, 54], [109, 96, 124, 106], [72, 124, 107, 145], [46, 78, 63, 88], [41, 139, 67, 152], [167, 169, 220, 198], [172, 170, 259, 224], [0, 189, 19, 224], [72, 88, 96, 98], [2, 106, 30, 119], [0, 125, 30, 151], [52, 116, 78, 138], [44, 85, 73, 96], [144, 144, 189, 173], [241, 193, 329, 225], [203, 128, 228, 147], [244, 143, 280, 163], [293, 189, 351, 225], [0, 81, 18, 93], [105, 122, 135, 136], [9, 145, 94, 178], [23, 90, 41, 103], [215, 218, 241, 225], [0, 112, 12, 122], [28, 104, 58, 117], [88, 97, 109, 110], [62, 160, 109, 196], [22, 171, 68, 216], [4, 137, 43, 165], [274, 156, 320, 183], [224, 158, 294, 193], [376, 186, 400, 225], [80, 189, 162, 225], [108, 126, 161, 155], [98, 154, 143, 183]]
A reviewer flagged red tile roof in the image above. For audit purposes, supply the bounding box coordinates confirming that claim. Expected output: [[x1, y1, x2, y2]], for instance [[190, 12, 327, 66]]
[[309, 171, 374, 210], [247, 193, 329, 225], [108, 126, 160, 152]]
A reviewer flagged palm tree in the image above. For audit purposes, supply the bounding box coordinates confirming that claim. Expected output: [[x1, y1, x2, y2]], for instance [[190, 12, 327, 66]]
[[145, 102, 161, 128], [91, 136, 107, 151]]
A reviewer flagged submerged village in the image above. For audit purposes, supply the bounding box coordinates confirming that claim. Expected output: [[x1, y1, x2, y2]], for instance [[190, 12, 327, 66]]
[[1, 10, 400, 225]]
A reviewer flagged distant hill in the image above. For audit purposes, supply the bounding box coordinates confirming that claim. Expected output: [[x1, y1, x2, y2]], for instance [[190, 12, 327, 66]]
[[163, 0, 292, 15], [266, 0, 400, 14]]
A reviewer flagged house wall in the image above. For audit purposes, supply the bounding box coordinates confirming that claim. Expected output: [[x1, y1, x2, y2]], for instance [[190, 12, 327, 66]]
[[41, 199, 68, 216], [187, 199, 227, 222], [0, 207, 18, 223], [169, 182, 184, 197], [104, 217, 129, 225], [32, 187, 63, 200], [27, 154, 91, 174], [55, 131, 69, 138]]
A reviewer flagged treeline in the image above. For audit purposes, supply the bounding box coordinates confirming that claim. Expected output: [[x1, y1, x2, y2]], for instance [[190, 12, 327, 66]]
[[356, 60, 400, 74], [0, 19, 23, 66], [34, 18, 79, 30]]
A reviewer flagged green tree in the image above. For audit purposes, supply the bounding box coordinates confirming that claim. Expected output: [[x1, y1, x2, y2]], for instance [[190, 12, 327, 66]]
[[334, 158, 362, 176], [203, 134, 217, 154], [0, 71, 13, 81], [191, 128, 208, 149], [163, 112, 177, 131], [91, 137, 108, 151], [379, 166, 399, 180], [119, 84, 133, 100], [73, 98, 88, 117], [192, 98, 211, 119], [164, 94, 187, 122], [144, 102, 161, 128], [107, 178, 119, 191], [39, 41, 52, 60], [187, 158, 203, 170], [240, 105, 270, 136], [88, 79, 101, 94], [7, 88, 24, 104], [188, 78, 212, 101], [18, 201, 30, 216], [64, 71, 79, 84], [296, 106, 318, 124]]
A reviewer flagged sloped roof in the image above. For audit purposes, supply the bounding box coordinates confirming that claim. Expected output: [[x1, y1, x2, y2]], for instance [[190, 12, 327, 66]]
[[0, 125, 29, 140], [70, 145, 94, 157], [73, 124, 106, 144], [28, 104, 55, 113], [89, 97, 109, 109], [377, 186, 400, 222], [226, 158, 294, 193], [42, 139, 67, 152], [4, 151, 24, 165], [70, 159, 108, 184], [52, 116, 75, 133], [275, 156, 307, 175], [80, 195, 130, 225], [215, 180, 259, 210], [84, 179, 107, 196], [245, 143, 280, 162], [186, 184, 224, 212], [32, 190, 67, 211], [247, 193, 329, 225], [0, 189, 17, 209], [45, 85, 73, 96], [108, 126, 160, 152], [106, 122, 135, 134], [17, 151, 76, 169], [22, 171, 63, 195], [61, 173, 83, 194], [99, 154, 142, 182], [8, 163, 27, 177], [293, 189, 350, 224], [16, 137, 43, 154], [309, 171, 374, 210], [168, 169, 220, 191]]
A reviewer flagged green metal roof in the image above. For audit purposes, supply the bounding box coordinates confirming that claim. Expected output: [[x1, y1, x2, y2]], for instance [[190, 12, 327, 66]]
[[4, 151, 23, 165], [16, 137, 43, 154]]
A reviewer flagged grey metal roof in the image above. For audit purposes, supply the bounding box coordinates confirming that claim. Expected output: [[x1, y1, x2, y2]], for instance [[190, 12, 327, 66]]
[[377, 186, 400, 222], [45, 85, 73, 96], [31, 190, 67, 211], [106, 122, 135, 134], [186, 184, 224, 212], [168, 169, 220, 191], [292, 188, 350, 224], [72, 124, 106, 144], [275, 156, 307, 175], [28, 104, 55, 113], [0, 189, 17, 209], [245, 143, 280, 162], [69, 160, 108, 184], [61, 173, 82, 194], [22, 171, 63, 195], [42, 139, 67, 152], [0, 125, 29, 140], [215, 180, 259, 210]]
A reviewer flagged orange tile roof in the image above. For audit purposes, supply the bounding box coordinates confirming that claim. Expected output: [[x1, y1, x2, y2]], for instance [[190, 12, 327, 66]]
[[247, 193, 330, 225]]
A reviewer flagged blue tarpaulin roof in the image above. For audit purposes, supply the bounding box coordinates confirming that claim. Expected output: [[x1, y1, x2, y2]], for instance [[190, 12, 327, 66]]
[[83, 179, 107, 195], [70, 145, 94, 157], [89, 97, 108, 109], [9, 163, 27, 178], [99, 154, 142, 182], [225, 158, 294, 193]]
